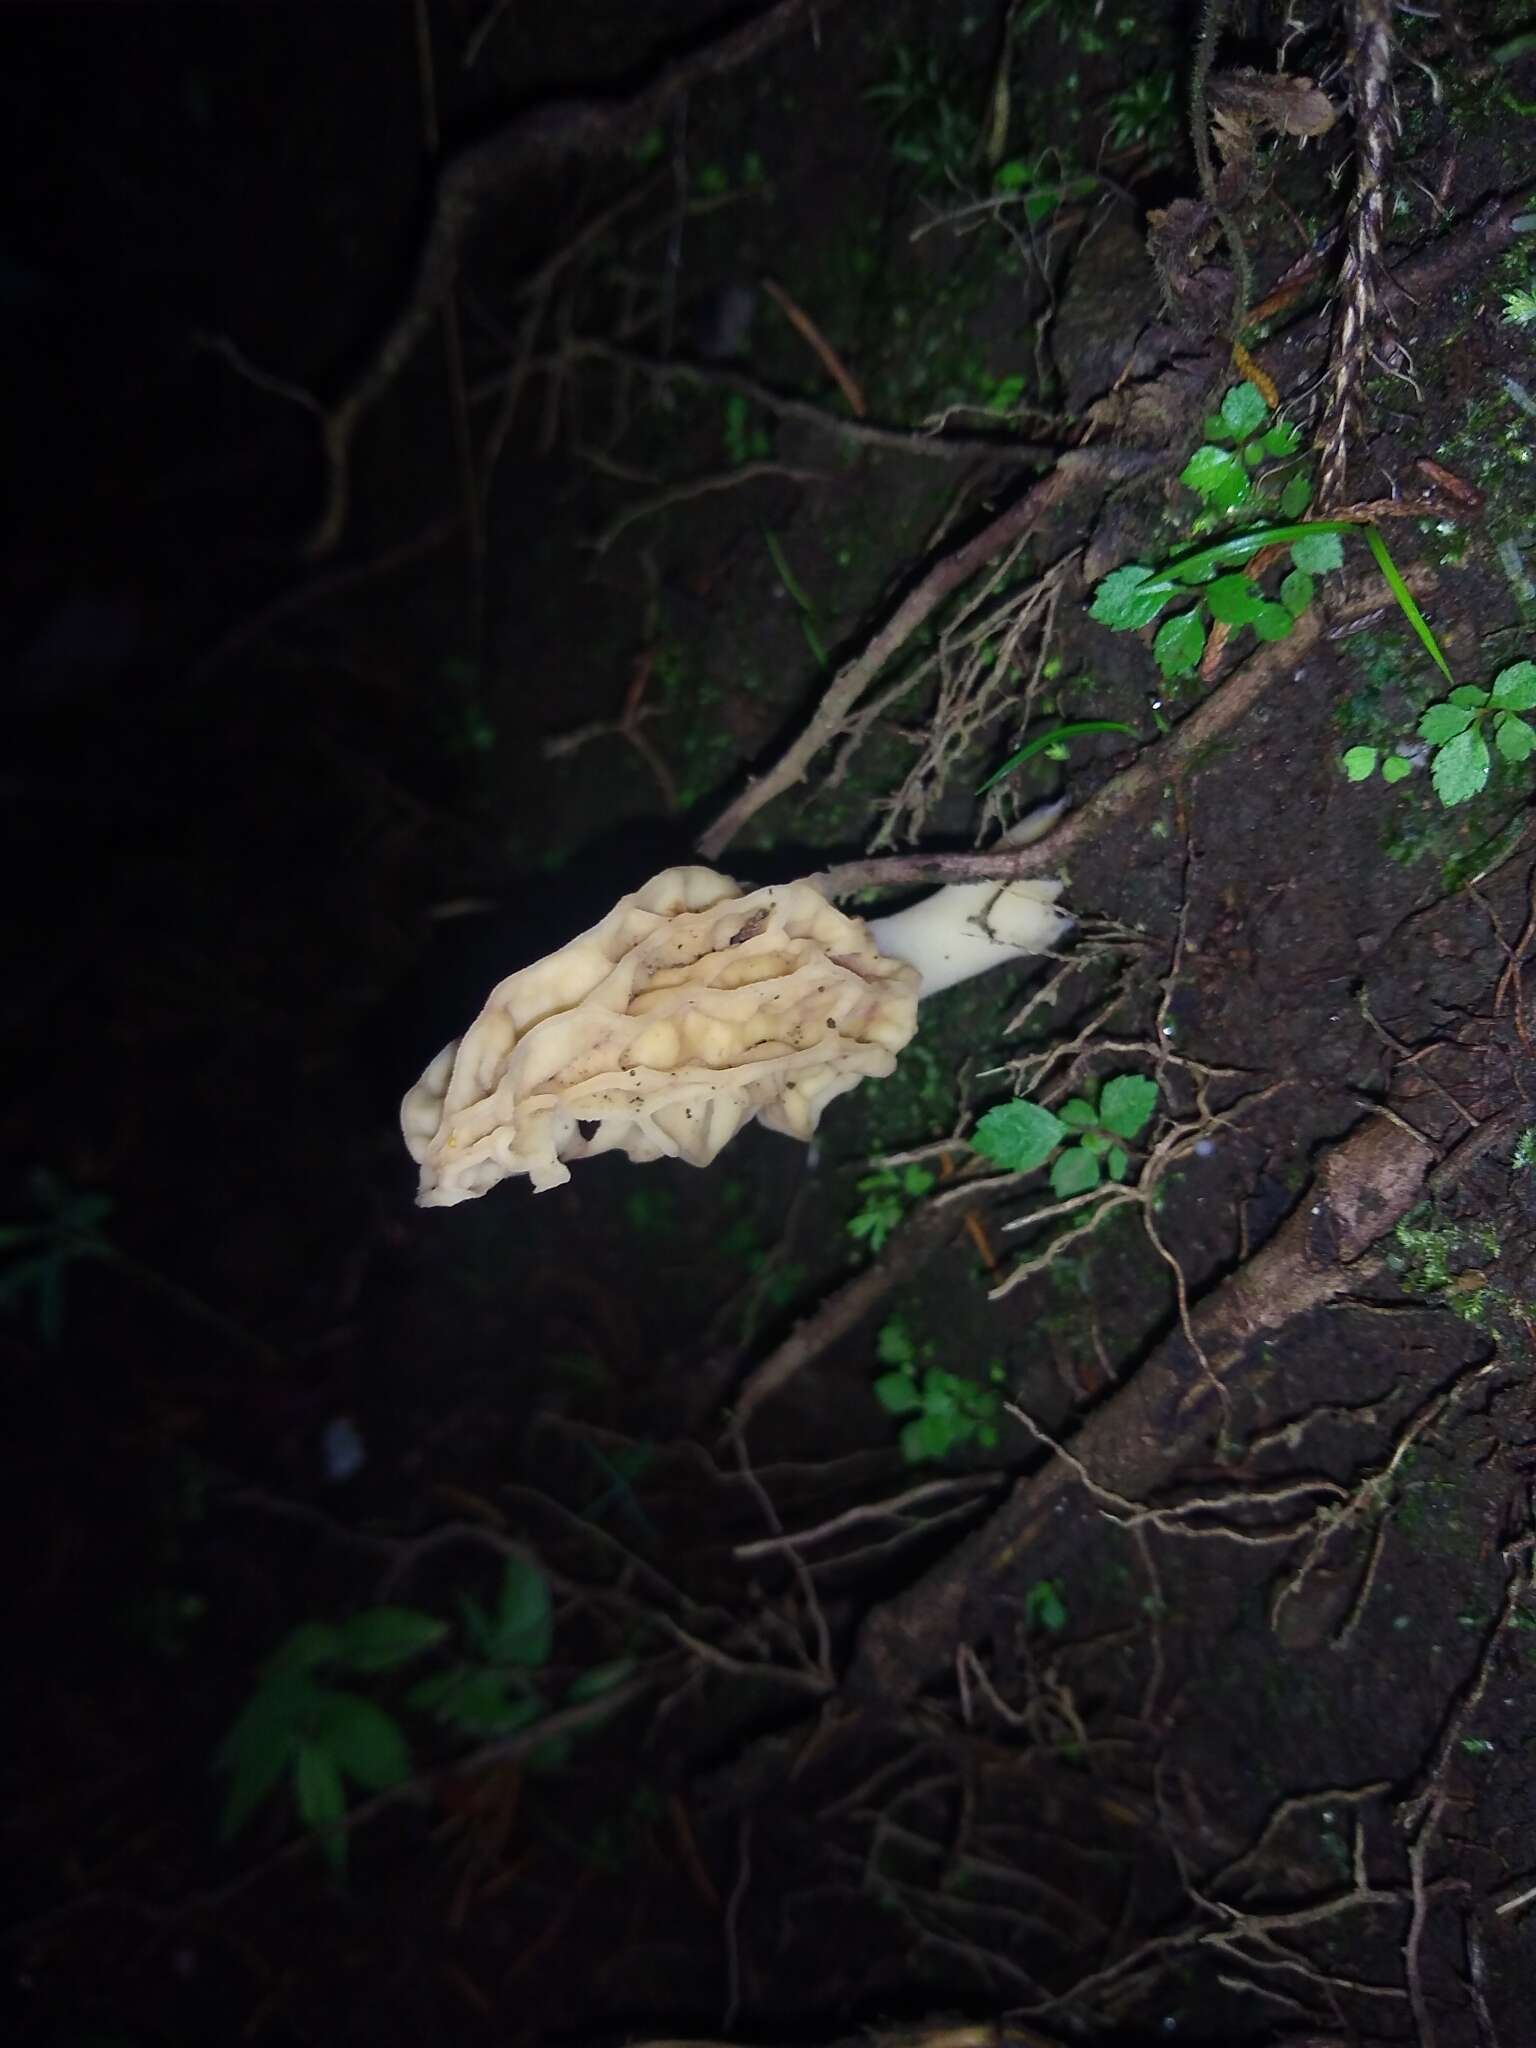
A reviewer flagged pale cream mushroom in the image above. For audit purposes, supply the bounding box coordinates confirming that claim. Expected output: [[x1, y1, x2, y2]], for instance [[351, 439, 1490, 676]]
[[402, 864, 1067, 1205]]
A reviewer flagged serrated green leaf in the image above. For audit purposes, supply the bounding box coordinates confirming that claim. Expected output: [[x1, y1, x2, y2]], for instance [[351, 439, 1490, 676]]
[[406, 1667, 469, 1713], [310, 1691, 412, 1792], [972, 1099, 1068, 1172], [1204, 573, 1266, 625], [1090, 564, 1172, 630], [1279, 569, 1313, 616], [1057, 1098, 1097, 1128], [1449, 686, 1489, 708], [1262, 421, 1303, 456], [265, 1624, 341, 1678], [1154, 609, 1206, 678], [899, 1164, 936, 1197], [1106, 1146, 1130, 1181], [490, 1556, 552, 1669], [1100, 1074, 1158, 1138], [1050, 1147, 1102, 1198], [1381, 753, 1414, 784], [1432, 728, 1491, 805], [1418, 702, 1475, 745], [1180, 444, 1251, 511], [1496, 713, 1536, 762], [567, 1657, 638, 1703], [1251, 602, 1296, 642], [439, 1671, 542, 1737], [216, 1693, 301, 1841], [1342, 746, 1379, 781], [295, 1742, 346, 1842], [901, 1413, 954, 1464], [336, 1608, 448, 1673], [1279, 475, 1313, 518], [874, 1371, 926, 1416], [1220, 381, 1270, 438], [1289, 531, 1344, 574], [1493, 661, 1536, 710]]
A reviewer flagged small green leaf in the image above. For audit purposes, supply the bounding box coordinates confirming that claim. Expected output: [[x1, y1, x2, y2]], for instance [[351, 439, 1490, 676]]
[[217, 1694, 301, 1842], [1289, 531, 1344, 574], [1361, 526, 1454, 684], [1432, 728, 1491, 805], [900, 1413, 955, 1464], [1279, 475, 1313, 518], [1251, 602, 1296, 642], [1180, 444, 1250, 511], [311, 1692, 412, 1792], [405, 1668, 469, 1713], [874, 1371, 926, 1416], [567, 1657, 639, 1703], [1023, 1579, 1068, 1633], [972, 1100, 1069, 1173], [1261, 420, 1303, 456], [1496, 713, 1536, 763], [295, 1742, 347, 1842], [1106, 1146, 1130, 1181], [1418, 703, 1475, 745], [440, 1671, 543, 1737], [336, 1608, 448, 1673], [1100, 1074, 1158, 1138], [1202, 413, 1234, 442], [1057, 1098, 1098, 1128], [1342, 746, 1379, 781], [1279, 569, 1313, 616], [876, 1317, 917, 1369], [1381, 753, 1414, 784], [1449, 686, 1490, 708], [1219, 381, 1270, 438], [1242, 440, 1268, 469], [1204, 574, 1266, 625], [1090, 564, 1172, 630], [1154, 609, 1206, 678], [1080, 1130, 1113, 1156], [899, 1164, 936, 1197], [266, 1624, 341, 1677], [1492, 660, 1536, 710], [1050, 1147, 1102, 1198], [490, 1556, 553, 1668]]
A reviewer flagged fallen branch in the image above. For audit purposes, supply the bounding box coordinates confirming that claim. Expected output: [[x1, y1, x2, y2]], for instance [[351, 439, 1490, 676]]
[[697, 446, 1166, 859]]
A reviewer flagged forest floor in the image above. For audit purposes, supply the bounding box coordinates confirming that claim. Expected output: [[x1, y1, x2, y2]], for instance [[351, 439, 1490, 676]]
[[6, 3, 1536, 2046]]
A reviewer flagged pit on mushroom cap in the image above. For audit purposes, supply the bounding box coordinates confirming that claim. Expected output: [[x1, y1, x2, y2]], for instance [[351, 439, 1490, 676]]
[[402, 862, 1069, 1206]]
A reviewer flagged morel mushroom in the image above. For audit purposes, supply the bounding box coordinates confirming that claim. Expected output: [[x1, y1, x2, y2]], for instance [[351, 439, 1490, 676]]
[[402, 864, 1067, 1204]]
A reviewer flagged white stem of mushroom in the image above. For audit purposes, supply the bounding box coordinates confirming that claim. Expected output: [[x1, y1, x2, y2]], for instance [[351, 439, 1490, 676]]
[[868, 878, 1069, 999]]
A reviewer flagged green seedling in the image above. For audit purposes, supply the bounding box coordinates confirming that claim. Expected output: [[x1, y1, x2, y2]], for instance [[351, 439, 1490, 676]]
[[216, 1557, 636, 1872], [1502, 286, 1536, 327], [214, 1605, 445, 1871], [847, 1163, 937, 1254], [872, 1316, 1006, 1463], [1343, 661, 1536, 806], [764, 528, 828, 667], [1088, 382, 1452, 685], [971, 1073, 1158, 1198], [1022, 1578, 1068, 1634]]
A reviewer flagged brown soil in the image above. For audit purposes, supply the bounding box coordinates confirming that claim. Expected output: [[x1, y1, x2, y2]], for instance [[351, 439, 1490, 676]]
[[6, 5, 1536, 2047]]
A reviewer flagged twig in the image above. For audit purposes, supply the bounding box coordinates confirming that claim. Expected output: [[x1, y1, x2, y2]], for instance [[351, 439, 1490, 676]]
[[732, 1475, 1002, 1559], [590, 459, 828, 555], [514, 338, 1067, 468], [698, 446, 1165, 858], [761, 276, 867, 415], [721, 1816, 753, 2031]]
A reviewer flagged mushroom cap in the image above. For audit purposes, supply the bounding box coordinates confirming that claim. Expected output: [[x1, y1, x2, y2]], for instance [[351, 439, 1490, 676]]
[[402, 867, 920, 1203]]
